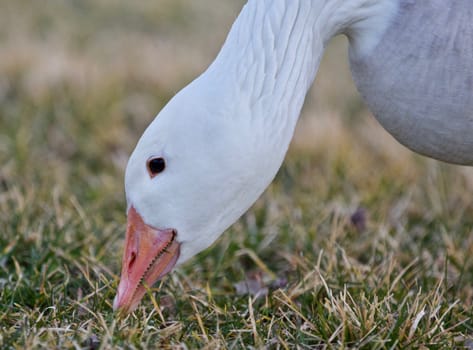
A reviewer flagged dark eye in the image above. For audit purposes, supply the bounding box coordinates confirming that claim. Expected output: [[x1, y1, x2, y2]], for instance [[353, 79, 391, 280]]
[[147, 157, 166, 178]]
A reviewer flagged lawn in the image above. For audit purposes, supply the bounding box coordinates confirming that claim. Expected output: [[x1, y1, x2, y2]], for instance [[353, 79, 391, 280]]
[[1, 1, 472, 348]]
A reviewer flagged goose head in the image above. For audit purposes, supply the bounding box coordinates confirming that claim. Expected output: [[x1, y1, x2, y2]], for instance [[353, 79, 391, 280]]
[[113, 74, 290, 313]]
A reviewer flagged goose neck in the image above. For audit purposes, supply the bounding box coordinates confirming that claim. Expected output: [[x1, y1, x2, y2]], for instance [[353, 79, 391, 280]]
[[205, 0, 396, 130]]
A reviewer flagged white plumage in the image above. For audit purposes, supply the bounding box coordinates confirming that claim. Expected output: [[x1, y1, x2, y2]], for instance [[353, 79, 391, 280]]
[[113, 0, 473, 313]]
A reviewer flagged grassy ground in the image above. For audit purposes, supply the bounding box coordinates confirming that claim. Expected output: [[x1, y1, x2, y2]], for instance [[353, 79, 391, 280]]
[[1, 1, 473, 348]]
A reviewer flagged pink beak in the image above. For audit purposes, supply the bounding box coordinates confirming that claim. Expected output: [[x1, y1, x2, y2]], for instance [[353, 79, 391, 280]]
[[113, 206, 180, 314]]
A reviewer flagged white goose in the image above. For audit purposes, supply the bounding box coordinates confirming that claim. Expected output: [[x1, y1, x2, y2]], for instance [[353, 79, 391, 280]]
[[113, 0, 473, 313]]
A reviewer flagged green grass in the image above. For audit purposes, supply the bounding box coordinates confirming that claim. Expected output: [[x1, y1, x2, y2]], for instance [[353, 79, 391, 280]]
[[1, 1, 473, 348]]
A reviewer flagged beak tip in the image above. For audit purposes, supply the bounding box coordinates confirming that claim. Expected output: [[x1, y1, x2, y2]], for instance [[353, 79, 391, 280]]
[[112, 283, 140, 315], [112, 294, 120, 312]]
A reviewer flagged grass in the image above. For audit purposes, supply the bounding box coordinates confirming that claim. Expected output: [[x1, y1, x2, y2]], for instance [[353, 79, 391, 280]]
[[1, 0, 473, 348]]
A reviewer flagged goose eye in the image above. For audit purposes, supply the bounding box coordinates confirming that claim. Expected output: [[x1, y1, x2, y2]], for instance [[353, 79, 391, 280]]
[[147, 157, 166, 178]]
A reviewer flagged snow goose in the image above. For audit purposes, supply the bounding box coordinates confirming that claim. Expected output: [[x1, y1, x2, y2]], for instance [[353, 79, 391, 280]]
[[113, 0, 473, 313]]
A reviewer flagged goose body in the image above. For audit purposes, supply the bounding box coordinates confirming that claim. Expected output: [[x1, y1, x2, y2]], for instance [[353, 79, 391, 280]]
[[113, 0, 473, 313], [350, 0, 473, 164]]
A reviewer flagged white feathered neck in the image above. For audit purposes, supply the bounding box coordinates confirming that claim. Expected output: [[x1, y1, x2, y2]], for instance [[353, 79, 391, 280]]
[[204, 0, 396, 142]]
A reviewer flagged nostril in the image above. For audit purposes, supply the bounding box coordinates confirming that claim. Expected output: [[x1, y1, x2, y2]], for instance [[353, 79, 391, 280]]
[[128, 251, 137, 270]]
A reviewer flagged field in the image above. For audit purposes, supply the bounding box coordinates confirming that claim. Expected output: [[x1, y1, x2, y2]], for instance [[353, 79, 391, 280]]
[[1, 1, 473, 348]]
